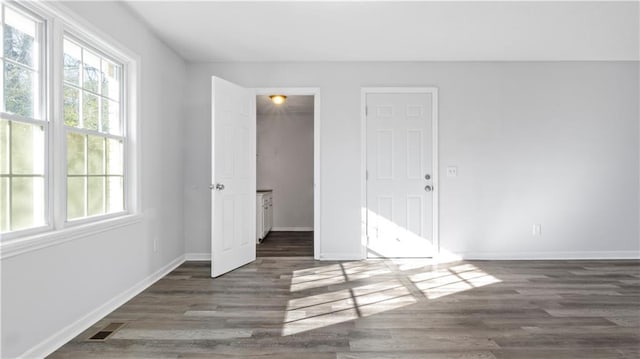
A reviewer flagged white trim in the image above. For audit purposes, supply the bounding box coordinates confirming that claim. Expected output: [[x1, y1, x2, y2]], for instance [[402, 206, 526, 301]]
[[254, 88, 321, 260], [1, 1, 142, 256], [0, 112, 46, 125], [64, 210, 129, 228], [51, 16, 65, 232], [257, 256, 315, 260], [0, 2, 51, 241], [271, 227, 314, 232], [185, 252, 212, 261], [360, 87, 439, 260], [0, 214, 142, 259], [360, 89, 367, 260], [18, 254, 185, 359], [319, 252, 363, 261], [444, 251, 640, 261], [58, 20, 142, 227]]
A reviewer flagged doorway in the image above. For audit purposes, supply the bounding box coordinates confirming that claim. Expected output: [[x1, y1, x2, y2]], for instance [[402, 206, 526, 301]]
[[361, 88, 439, 258], [254, 89, 321, 259]]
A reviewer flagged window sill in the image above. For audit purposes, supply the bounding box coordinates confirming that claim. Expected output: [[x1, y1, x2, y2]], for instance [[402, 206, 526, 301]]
[[0, 213, 143, 260]]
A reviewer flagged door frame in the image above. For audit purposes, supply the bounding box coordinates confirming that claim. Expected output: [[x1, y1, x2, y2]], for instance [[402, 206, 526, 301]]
[[360, 87, 439, 259], [254, 87, 321, 260]]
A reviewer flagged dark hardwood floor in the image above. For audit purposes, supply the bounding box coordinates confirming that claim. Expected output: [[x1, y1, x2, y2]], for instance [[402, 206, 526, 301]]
[[50, 259, 640, 358], [257, 231, 314, 257]]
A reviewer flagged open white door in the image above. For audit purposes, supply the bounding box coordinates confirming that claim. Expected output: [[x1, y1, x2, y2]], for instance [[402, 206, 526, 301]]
[[211, 77, 256, 277]]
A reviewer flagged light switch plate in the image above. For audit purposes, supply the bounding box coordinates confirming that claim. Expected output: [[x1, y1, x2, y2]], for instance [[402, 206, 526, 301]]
[[446, 166, 458, 177]]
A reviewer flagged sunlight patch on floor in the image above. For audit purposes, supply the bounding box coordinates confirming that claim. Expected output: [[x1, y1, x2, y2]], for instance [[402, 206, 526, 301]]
[[410, 264, 502, 299], [282, 262, 501, 336], [282, 279, 416, 336], [289, 263, 391, 292]]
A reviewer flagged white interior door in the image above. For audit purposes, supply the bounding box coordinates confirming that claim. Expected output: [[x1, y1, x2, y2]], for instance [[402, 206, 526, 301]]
[[211, 77, 256, 277], [366, 91, 436, 258]]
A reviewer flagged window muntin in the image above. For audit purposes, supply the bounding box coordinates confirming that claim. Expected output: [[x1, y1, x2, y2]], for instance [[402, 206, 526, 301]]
[[0, 2, 134, 240], [0, 3, 46, 234], [63, 36, 124, 221]]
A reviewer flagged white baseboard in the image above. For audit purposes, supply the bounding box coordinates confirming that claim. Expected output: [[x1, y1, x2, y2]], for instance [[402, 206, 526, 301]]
[[20, 255, 185, 359], [271, 227, 314, 232], [185, 252, 212, 261], [319, 252, 364, 261], [452, 250, 640, 260]]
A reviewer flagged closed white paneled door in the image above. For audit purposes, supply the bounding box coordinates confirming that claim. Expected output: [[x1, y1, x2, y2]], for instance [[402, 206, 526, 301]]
[[211, 77, 256, 277], [366, 92, 436, 258]]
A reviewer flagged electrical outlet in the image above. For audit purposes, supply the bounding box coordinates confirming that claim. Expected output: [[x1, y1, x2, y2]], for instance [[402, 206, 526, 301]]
[[153, 238, 158, 252], [532, 224, 542, 236], [447, 166, 458, 177]]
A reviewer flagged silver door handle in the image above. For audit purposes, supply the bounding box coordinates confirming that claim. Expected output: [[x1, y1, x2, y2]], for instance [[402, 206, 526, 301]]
[[210, 183, 225, 191], [424, 185, 433, 192]]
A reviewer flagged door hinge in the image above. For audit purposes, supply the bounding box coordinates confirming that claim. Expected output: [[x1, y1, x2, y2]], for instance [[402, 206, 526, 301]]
[[365, 106, 368, 116], [366, 170, 369, 180]]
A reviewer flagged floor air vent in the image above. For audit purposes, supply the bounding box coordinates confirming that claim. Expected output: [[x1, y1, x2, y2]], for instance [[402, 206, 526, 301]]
[[88, 322, 125, 341]]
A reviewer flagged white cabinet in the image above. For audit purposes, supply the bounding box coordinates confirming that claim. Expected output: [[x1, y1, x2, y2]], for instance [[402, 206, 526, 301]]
[[265, 195, 273, 232], [256, 191, 273, 242], [256, 195, 263, 242]]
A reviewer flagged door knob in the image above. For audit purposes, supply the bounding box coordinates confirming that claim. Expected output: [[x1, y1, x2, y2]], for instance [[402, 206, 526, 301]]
[[210, 183, 225, 191], [424, 185, 433, 192]]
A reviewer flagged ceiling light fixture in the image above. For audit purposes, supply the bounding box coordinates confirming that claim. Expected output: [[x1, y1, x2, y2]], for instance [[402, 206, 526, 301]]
[[269, 95, 287, 105]]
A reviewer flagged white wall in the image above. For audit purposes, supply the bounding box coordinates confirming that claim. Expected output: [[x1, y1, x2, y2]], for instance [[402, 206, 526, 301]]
[[257, 111, 314, 229], [1, 2, 187, 357], [184, 62, 639, 259]]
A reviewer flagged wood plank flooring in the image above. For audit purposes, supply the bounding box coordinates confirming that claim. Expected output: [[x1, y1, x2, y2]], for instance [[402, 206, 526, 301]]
[[257, 231, 313, 257], [50, 259, 640, 358]]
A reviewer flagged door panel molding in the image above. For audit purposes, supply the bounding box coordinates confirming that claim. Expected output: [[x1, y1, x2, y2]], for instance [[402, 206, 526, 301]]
[[211, 76, 256, 277], [360, 87, 439, 259]]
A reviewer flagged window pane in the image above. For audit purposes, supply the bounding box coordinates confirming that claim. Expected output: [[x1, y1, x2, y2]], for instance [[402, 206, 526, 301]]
[[106, 176, 123, 213], [61, 36, 127, 223], [67, 176, 85, 220], [83, 50, 100, 93], [101, 98, 120, 134], [63, 85, 79, 127], [67, 132, 85, 175], [1, 178, 9, 232], [63, 39, 81, 86], [82, 91, 98, 130], [88, 176, 104, 216], [4, 62, 35, 118], [11, 176, 44, 231], [101, 59, 120, 100], [10, 121, 44, 175], [106, 138, 123, 175], [0, 119, 8, 174], [3, 7, 36, 68], [88, 135, 104, 174]]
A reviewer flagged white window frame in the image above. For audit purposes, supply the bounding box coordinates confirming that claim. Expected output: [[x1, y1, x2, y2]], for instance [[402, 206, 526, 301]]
[[0, 1, 141, 259], [0, 2, 50, 239], [60, 33, 128, 226]]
